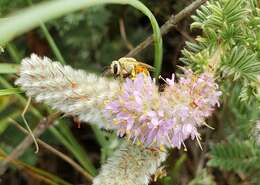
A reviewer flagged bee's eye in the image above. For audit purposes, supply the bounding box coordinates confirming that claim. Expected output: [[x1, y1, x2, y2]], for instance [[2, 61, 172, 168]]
[[111, 61, 120, 75], [113, 64, 118, 75]]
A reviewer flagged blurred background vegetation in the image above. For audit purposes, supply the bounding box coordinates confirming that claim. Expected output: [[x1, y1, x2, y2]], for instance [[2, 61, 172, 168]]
[[0, 0, 259, 185]]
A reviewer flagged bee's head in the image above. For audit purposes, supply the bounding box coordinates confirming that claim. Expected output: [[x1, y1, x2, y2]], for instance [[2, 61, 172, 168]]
[[111, 60, 121, 76]]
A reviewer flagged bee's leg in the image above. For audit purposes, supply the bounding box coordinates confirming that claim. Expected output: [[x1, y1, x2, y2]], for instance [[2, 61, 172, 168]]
[[121, 69, 129, 78], [145, 70, 150, 76], [123, 73, 131, 78], [131, 68, 136, 79]]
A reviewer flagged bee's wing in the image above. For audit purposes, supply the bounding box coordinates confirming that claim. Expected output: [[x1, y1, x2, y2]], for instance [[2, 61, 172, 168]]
[[136, 62, 155, 71], [118, 57, 154, 71], [125, 59, 154, 70]]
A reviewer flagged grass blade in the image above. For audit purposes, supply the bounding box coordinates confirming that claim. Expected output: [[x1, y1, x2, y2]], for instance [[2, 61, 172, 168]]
[[0, 88, 22, 96], [0, 63, 19, 74], [0, 149, 72, 185]]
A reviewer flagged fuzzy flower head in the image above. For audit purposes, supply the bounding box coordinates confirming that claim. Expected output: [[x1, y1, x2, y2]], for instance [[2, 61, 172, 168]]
[[15, 54, 119, 129], [162, 70, 222, 148], [105, 71, 221, 149], [164, 70, 222, 122]]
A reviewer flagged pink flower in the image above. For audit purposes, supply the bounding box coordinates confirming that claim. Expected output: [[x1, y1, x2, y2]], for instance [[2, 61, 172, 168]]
[[104, 71, 221, 149]]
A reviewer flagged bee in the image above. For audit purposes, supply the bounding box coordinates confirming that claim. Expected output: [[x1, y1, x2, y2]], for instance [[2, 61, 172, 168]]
[[110, 57, 154, 79]]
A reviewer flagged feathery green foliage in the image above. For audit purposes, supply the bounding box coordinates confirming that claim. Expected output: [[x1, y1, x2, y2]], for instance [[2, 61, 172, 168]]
[[182, 0, 260, 184], [208, 140, 260, 172], [181, 0, 260, 101]]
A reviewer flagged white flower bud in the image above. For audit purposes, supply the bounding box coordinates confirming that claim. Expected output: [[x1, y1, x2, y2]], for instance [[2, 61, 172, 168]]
[[15, 54, 119, 128], [93, 141, 167, 185]]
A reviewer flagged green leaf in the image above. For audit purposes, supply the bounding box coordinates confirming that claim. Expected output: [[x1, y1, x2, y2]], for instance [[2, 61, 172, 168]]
[[0, 63, 19, 73], [192, 0, 247, 30], [208, 140, 260, 172], [0, 95, 11, 111], [0, 111, 20, 134], [220, 46, 260, 81], [0, 88, 22, 96]]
